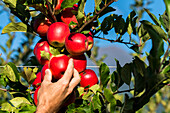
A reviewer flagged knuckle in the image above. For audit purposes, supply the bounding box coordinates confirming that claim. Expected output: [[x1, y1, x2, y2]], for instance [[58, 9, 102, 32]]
[[62, 81, 69, 87]]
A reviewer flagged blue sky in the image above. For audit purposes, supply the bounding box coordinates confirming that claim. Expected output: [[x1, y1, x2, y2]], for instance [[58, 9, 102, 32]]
[[0, 0, 166, 60]]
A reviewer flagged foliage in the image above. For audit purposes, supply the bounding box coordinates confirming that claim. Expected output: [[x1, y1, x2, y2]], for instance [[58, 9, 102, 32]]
[[0, 0, 169, 113]]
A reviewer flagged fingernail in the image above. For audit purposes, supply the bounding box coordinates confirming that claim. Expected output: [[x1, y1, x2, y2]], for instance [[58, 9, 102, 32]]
[[45, 69, 50, 74]]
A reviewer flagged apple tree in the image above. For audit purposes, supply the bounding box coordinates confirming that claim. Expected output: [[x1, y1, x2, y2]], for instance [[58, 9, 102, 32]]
[[0, 0, 170, 113]]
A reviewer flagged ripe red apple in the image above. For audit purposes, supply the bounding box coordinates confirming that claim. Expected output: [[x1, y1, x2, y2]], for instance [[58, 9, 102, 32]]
[[69, 54, 87, 73], [86, 32, 94, 51], [34, 86, 40, 106], [32, 72, 41, 88], [80, 69, 98, 88], [34, 39, 52, 65], [49, 55, 70, 79], [41, 63, 49, 81], [65, 33, 88, 55], [33, 15, 51, 36], [47, 22, 70, 47], [61, 4, 78, 28]]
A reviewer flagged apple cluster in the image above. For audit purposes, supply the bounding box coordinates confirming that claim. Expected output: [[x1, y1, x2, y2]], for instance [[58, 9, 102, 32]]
[[31, 1, 98, 107]]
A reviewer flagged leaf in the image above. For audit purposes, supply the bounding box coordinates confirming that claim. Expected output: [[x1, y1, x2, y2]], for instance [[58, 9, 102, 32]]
[[89, 84, 100, 94], [159, 12, 169, 32], [19, 104, 36, 113], [104, 88, 116, 103], [121, 63, 132, 86], [144, 8, 161, 26], [137, 24, 150, 42], [77, 87, 84, 97], [2, 22, 27, 34], [10, 97, 31, 108], [78, 0, 86, 13], [3, 62, 19, 82], [99, 62, 110, 89], [40, 51, 50, 60], [141, 20, 165, 71], [126, 11, 137, 35], [23, 67, 38, 84], [92, 92, 102, 112], [101, 15, 114, 34], [61, 0, 80, 9], [1, 102, 17, 112], [49, 46, 61, 56], [3, 0, 16, 8], [164, 0, 170, 25], [121, 94, 135, 113]]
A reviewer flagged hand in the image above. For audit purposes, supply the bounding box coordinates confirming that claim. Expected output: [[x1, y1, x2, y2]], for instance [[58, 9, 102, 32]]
[[36, 59, 80, 113]]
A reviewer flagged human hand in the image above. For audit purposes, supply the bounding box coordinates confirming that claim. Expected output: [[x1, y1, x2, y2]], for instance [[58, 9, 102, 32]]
[[36, 58, 80, 113]]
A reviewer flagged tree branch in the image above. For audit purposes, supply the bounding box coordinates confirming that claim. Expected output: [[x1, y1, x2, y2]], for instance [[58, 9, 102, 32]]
[[93, 36, 139, 46], [45, 0, 57, 22], [0, 88, 35, 94], [78, 0, 117, 32], [113, 88, 134, 95]]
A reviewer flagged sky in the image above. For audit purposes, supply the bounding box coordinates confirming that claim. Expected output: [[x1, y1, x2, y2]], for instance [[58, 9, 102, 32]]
[[0, 0, 166, 60]]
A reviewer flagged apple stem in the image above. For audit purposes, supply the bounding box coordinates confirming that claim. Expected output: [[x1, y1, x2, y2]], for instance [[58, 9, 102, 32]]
[[45, 0, 57, 22], [78, 0, 117, 33]]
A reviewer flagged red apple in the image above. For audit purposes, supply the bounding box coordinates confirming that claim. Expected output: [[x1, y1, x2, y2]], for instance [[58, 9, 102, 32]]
[[65, 33, 88, 55], [47, 22, 70, 47], [86, 32, 94, 51], [49, 55, 70, 79], [34, 39, 52, 65], [41, 63, 49, 81], [32, 72, 41, 88], [69, 54, 87, 73], [33, 15, 51, 36], [61, 4, 78, 28], [34, 86, 40, 106], [80, 69, 98, 88]]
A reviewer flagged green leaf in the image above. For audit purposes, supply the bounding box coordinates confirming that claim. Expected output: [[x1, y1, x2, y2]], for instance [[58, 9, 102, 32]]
[[144, 8, 161, 26], [61, 0, 80, 9], [104, 88, 116, 103], [3, 62, 19, 82], [78, 0, 86, 13], [19, 104, 36, 113], [89, 84, 100, 94], [2, 22, 27, 34], [77, 87, 84, 97], [49, 46, 60, 56], [159, 11, 169, 32], [40, 51, 50, 60], [137, 24, 150, 42], [164, 0, 170, 25], [10, 97, 31, 108], [121, 63, 132, 86], [99, 62, 110, 89], [1, 102, 17, 112], [92, 92, 102, 112], [121, 94, 135, 113], [82, 91, 93, 100], [3, 0, 17, 8], [95, 0, 102, 11], [126, 10, 137, 35], [23, 67, 38, 84], [101, 15, 114, 34], [141, 20, 165, 71]]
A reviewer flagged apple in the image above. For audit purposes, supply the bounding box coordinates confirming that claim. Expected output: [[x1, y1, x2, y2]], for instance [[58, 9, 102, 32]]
[[34, 86, 40, 106], [61, 4, 78, 28], [41, 63, 49, 81], [49, 55, 70, 79], [69, 54, 87, 73], [34, 39, 52, 65], [86, 32, 94, 51], [32, 72, 41, 88], [47, 22, 70, 47], [80, 69, 98, 88], [65, 33, 88, 55], [33, 14, 51, 36]]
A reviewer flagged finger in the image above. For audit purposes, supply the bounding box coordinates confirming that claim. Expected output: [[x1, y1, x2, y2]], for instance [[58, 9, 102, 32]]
[[43, 69, 52, 83], [60, 58, 74, 82], [69, 69, 81, 90]]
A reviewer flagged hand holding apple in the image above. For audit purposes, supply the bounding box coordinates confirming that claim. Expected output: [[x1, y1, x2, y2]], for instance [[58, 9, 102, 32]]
[[36, 59, 80, 113]]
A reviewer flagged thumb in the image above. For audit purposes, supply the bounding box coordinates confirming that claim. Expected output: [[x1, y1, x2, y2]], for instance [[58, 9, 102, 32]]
[[43, 69, 52, 83]]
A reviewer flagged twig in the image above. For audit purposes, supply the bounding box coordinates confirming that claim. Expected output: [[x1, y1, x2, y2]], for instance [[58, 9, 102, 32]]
[[78, 0, 117, 32], [113, 88, 134, 95], [45, 0, 57, 22], [0, 88, 35, 94], [159, 44, 170, 73], [93, 36, 139, 46]]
